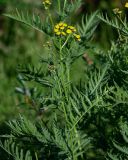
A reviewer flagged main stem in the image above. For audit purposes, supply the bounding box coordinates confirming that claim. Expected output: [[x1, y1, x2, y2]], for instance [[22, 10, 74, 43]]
[[59, 39, 84, 159], [57, 0, 61, 14]]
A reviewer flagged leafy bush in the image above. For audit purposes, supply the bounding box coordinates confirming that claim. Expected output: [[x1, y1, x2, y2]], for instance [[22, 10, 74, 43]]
[[1, 0, 128, 159]]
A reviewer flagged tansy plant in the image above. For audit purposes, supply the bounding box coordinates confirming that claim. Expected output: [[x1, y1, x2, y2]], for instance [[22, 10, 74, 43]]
[[2, 0, 128, 160], [0, 1, 100, 159]]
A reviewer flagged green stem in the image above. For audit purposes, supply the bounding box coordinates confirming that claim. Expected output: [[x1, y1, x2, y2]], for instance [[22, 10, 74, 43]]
[[74, 128, 83, 159], [70, 104, 94, 132], [58, 39, 71, 126], [47, 9, 54, 27], [65, 63, 71, 96], [57, 0, 61, 14], [55, 69, 69, 124], [63, 0, 67, 13], [59, 38, 62, 59], [66, 64, 70, 84], [59, 37, 82, 158], [35, 152, 38, 160], [60, 35, 70, 51]]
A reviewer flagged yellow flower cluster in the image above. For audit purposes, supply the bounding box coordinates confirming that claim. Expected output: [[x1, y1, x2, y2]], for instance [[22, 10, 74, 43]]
[[125, 2, 128, 8], [54, 22, 81, 41], [113, 2, 128, 15], [42, 0, 51, 9], [113, 8, 122, 14]]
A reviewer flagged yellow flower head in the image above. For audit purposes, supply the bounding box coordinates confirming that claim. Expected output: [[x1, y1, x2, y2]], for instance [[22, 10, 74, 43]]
[[74, 34, 81, 41], [58, 22, 64, 26], [54, 22, 67, 30], [43, 0, 51, 9], [61, 32, 66, 36], [63, 23, 68, 27], [55, 24, 60, 29], [43, 0, 51, 4], [54, 28, 59, 33], [60, 26, 65, 30], [68, 26, 77, 32], [66, 29, 72, 34], [54, 22, 68, 36], [125, 2, 128, 8], [56, 31, 61, 36]]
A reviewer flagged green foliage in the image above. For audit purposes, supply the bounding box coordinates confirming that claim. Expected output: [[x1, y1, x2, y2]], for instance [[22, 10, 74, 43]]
[[98, 13, 128, 36], [0, 139, 32, 160], [78, 11, 100, 40], [107, 123, 128, 160], [1, 0, 128, 160], [0, 116, 91, 159], [4, 9, 52, 35]]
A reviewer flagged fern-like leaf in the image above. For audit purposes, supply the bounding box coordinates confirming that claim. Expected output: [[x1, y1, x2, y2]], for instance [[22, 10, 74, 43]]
[[98, 13, 128, 36], [4, 9, 51, 35], [0, 139, 32, 160], [77, 11, 100, 40]]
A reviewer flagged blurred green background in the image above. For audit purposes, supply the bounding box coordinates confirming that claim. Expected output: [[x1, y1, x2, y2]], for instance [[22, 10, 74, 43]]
[[0, 0, 123, 125]]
